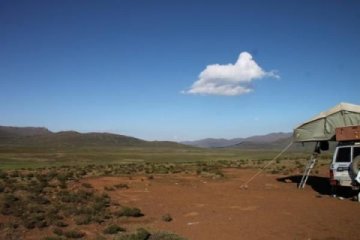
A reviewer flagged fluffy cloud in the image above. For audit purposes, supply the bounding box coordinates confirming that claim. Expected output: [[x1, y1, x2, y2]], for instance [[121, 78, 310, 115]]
[[183, 52, 279, 96]]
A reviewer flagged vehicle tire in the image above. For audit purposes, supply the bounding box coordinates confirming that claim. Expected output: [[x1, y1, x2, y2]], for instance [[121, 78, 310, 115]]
[[350, 155, 360, 180]]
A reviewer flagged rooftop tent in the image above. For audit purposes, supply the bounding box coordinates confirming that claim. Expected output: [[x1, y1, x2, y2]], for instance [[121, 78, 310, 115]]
[[293, 102, 360, 142]]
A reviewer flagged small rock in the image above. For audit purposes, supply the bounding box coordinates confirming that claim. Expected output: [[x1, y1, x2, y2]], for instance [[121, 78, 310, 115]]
[[187, 221, 200, 226]]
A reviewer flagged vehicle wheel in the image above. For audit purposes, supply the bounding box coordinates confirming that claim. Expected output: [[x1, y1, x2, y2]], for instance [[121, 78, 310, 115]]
[[350, 155, 360, 181]]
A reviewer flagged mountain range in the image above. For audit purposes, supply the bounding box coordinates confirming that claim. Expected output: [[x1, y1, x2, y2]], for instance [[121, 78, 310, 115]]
[[0, 126, 318, 151], [0, 126, 184, 149], [181, 132, 293, 148]]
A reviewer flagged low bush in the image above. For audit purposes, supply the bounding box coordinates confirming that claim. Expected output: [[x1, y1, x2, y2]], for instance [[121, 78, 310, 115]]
[[55, 221, 68, 227], [161, 214, 172, 222], [42, 236, 65, 240], [28, 194, 50, 205], [74, 214, 92, 225], [53, 227, 64, 236], [103, 224, 126, 234], [114, 183, 129, 189], [64, 229, 85, 239], [148, 232, 186, 240], [81, 183, 92, 188], [0, 170, 8, 179], [115, 228, 150, 240], [104, 186, 115, 191], [116, 207, 143, 217]]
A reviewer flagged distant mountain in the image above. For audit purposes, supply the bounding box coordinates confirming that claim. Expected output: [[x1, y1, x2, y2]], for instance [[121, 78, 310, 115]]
[[243, 132, 292, 143], [233, 135, 295, 150], [181, 132, 326, 151], [0, 126, 51, 137], [182, 132, 293, 149], [181, 138, 244, 148], [0, 126, 186, 149]]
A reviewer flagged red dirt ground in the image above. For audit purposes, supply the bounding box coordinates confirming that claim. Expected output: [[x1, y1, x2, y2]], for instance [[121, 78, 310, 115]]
[[80, 168, 360, 240], [17, 168, 360, 240]]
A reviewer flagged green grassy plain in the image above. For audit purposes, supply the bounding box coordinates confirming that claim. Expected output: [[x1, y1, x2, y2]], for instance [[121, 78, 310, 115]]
[[0, 145, 332, 170]]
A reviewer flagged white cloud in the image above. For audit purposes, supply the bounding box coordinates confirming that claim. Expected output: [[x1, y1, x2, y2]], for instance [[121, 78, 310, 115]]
[[183, 52, 279, 96]]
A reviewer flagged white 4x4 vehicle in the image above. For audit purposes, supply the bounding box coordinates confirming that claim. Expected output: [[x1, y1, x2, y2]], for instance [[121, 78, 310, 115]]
[[330, 143, 360, 193]]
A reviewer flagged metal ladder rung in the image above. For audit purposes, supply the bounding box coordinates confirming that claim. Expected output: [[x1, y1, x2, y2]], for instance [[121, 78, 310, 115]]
[[298, 155, 317, 189]]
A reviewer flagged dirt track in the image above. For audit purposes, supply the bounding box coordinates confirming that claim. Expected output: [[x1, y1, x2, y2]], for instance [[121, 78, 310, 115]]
[[80, 169, 360, 240]]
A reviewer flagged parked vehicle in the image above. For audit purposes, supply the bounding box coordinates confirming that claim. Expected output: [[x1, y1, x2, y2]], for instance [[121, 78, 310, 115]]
[[293, 103, 360, 200], [330, 142, 360, 191]]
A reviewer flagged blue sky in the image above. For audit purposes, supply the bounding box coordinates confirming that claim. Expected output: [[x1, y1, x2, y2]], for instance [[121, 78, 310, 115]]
[[1, 0, 360, 141]]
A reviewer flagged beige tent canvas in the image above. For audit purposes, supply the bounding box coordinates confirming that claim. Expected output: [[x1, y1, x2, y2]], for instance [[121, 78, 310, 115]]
[[293, 102, 360, 142]]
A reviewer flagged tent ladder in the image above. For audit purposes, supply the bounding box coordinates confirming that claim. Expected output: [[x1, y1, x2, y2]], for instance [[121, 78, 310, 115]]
[[298, 142, 320, 189]]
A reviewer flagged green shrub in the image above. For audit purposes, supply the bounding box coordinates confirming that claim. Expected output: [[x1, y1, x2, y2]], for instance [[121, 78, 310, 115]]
[[1, 194, 19, 215], [0, 170, 8, 179], [58, 190, 90, 203], [23, 213, 48, 229], [115, 228, 150, 240], [103, 224, 126, 234], [23, 219, 36, 229], [104, 186, 115, 191], [30, 182, 46, 194], [28, 194, 50, 205], [53, 227, 64, 236], [3, 193, 19, 203], [270, 169, 280, 174], [27, 173, 34, 178], [93, 235, 107, 240], [42, 236, 65, 240], [148, 232, 186, 240], [64, 229, 85, 239], [116, 207, 143, 217], [93, 195, 110, 211], [21, 213, 46, 228], [77, 169, 87, 176], [10, 171, 20, 178], [56, 174, 68, 189], [81, 183, 92, 188], [114, 183, 129, 189], [91, 214, 107, 224], [4, 221, 19, 229], [74, 214, 92, 225], [161, 214, 172, 222], [55, 221, 68, 227]]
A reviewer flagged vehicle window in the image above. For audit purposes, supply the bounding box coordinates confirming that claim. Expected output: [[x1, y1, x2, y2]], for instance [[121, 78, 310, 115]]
[[353, 147, 360, 159], [336, 147, 351, 162]]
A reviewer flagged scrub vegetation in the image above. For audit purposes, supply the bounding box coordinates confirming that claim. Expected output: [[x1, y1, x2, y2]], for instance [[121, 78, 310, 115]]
[[0, 143, 331, 239]]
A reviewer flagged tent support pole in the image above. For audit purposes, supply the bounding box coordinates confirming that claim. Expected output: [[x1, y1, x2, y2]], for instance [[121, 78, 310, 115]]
[[298, 142, 320, 189]]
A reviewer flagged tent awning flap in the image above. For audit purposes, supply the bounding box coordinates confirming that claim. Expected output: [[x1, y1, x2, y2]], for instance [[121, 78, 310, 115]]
[[293, 103, 360, 142]]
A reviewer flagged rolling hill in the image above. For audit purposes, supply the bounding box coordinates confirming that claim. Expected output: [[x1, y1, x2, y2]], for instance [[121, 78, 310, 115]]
[[182, 132, 337, 152], [0, 126, 51, 137], [182, 132, 293, 149], [0, 126, 186, 149], [0, 126, 334, 152]]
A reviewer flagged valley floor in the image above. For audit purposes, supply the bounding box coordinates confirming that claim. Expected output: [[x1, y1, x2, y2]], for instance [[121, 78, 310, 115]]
[[20, 168, 360, 240]]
